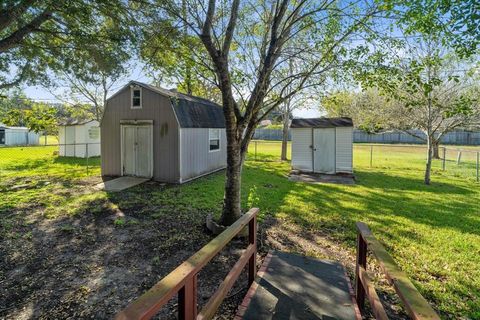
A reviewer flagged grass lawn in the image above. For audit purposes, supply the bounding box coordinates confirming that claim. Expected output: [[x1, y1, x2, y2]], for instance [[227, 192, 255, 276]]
[[38, 135, 59, 145], [0, 145, 100, 179], [1, 142, 479, 318], [158, 145, 480, 318]]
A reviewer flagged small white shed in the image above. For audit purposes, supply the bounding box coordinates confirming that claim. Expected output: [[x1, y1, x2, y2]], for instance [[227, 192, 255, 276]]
[[58, 119, 101, 158], [290, 117, 353, 174], [0, 124, 40, 146]]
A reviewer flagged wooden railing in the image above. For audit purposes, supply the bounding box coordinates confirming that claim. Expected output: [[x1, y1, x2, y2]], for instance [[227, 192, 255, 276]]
[[115, 208, 258, 320], [355, 222, 440, 320]]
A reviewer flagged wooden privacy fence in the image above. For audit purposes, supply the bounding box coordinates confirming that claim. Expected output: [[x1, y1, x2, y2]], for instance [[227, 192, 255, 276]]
[[115, 208, 258, 320], [355, 222, 440, 320]]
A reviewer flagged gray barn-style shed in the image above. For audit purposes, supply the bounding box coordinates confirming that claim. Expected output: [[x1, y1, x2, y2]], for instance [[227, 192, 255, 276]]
[[290, 117, 353, 174], [101, 81, 226, 183]]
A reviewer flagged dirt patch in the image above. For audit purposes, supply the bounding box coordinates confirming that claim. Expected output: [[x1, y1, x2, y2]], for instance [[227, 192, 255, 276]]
[[0, 179, 253, 319], [2, 176, 408, 319], [289, 171, 356, 185]]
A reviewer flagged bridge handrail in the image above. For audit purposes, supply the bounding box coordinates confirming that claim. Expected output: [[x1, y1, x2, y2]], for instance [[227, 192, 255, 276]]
[[115, 208, 258, 320], [356, 222, 440, 320]]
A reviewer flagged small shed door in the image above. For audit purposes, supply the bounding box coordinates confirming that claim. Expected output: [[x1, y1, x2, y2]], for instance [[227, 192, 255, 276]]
[[123, 126, 136, 176], [135, 126, 152, 177], [313, 128, 335, 174], [65, 126, 75, 156], [122, 125, 152, 178], [0, 129, 5, 145]]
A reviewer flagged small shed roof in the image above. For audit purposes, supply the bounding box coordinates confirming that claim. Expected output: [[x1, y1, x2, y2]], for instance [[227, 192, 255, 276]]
[[58, 119, 97, 126], [0, 123, 29, 130], [123, 81, 225, 128], [291, 117, 353, 128]]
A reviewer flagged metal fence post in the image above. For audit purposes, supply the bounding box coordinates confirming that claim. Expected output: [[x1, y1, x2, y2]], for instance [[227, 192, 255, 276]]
[[86, 143, 89, 176], [370, 145, 373, 168], [442, 147, 446, 171], [477, 152, 479, 183]]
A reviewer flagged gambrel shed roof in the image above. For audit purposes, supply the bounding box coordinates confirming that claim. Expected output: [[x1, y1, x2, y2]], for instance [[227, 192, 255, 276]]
[[110, 81, 225, 128]]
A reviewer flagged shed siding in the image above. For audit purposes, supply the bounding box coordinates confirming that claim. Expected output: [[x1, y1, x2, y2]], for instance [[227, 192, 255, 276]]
[[4, 128, 39, 146], [180, 128, 226, 181], [101, 87, 180, 182], [58, 122, 101, 158], [291, 128, 313, 171], [85, 121, 101, 157], [74, 125, 86, 157], [335, 127, 353, 173]]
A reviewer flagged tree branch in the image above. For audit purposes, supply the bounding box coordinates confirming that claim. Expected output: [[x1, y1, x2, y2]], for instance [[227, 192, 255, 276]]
[[0, 9, 52, 53], [0, 0, 38, 32]]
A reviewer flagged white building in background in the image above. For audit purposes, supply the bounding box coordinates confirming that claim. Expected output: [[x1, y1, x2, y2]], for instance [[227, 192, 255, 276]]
[[290, 117, 353, 174], [58, 119, 101, 158], [0, 124, 40, 146]]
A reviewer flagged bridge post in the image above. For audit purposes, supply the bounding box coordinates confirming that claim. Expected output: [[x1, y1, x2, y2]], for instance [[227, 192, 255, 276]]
[[355, 232, 367, 312], [248, 214, 257, 285], [179, 275, 197, 320]]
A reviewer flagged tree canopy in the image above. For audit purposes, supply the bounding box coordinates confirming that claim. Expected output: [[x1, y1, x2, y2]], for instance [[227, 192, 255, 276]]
[[0, 0, 136, 90]]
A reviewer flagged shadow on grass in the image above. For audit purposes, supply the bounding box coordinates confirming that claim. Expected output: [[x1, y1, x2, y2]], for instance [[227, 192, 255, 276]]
[[241, 164, 477, 237], [1, 176, 249, 319], [2, 162, 478, 318], [240, 163, 479, 317], [53, 156, 100, 166]]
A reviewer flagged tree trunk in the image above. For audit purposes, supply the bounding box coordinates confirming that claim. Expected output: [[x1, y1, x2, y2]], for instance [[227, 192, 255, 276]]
[[424, 136, 433, 185], [219, 135, 244, 226], [432, 139, 440, 159], [281, 115, 289, 161]]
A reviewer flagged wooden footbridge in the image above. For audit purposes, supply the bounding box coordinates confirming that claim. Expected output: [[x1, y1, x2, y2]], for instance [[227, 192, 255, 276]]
[[115, 208, 440, 320]]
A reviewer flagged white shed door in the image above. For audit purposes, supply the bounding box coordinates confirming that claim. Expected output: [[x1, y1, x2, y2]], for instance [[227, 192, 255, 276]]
[[122, 125, 152, 178], [123, 127, 136, 176], [135, 126, 152, 177], [65, 126, 75, 156], [313, 128, 335, 173]]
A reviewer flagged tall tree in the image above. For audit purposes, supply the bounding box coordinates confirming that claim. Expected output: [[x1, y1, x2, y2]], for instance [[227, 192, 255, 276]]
[[0, 88, 30, 116], [321, 89, 391, 133], [0, 0, 136, 90], [2, 102, 57, 138], [54, 56, 129, 121], [278, 94, 311, 161], [357, 36, 480, 184], [394, 0, 480, 57], [147, 0, 383, 225], [140, 14, 221, 101]]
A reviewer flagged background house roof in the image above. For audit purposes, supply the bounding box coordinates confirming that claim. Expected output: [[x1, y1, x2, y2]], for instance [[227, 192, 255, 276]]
[[291, 117, 353, 128], [0, 123, 29, 130], [128, 81, 225, 128]]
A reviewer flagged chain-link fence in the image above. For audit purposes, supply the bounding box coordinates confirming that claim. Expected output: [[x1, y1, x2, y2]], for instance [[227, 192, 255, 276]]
[[1, 141, 478, 183], [0, 143, 101, 181], [246, 140, 291, 161], [354, 144, 479, 182], [247, 140, 479, 182]]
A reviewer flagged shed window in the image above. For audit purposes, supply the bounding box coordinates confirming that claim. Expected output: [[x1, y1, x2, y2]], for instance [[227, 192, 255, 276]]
[[209, 129, 220, 151], [88, 127, 100, 139], [131, 87, 142, 109]]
